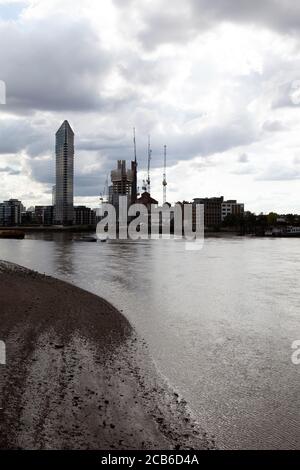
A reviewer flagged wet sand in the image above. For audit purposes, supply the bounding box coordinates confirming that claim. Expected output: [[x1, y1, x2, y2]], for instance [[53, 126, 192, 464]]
[[0, 261, 213, 450]]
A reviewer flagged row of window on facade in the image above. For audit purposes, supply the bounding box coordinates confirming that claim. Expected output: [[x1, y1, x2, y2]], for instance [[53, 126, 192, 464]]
[[0, 199, 97, 227], [0, 197, 244, 228]]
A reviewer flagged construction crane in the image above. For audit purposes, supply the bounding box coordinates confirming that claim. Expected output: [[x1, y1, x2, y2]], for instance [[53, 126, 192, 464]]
[[132, 127, 139, 200], [133, 127, 137, 163], [142, 179, 147, 192], [146, 135, 152, 194], [162, 144, 167, 204], [100, 174, 109, 204]]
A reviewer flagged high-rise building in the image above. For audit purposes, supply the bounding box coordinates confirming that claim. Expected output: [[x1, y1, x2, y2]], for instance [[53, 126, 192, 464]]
[[54, 120, 74, 225], [52, 185, 56, 206], [110, 160, 134, 212]]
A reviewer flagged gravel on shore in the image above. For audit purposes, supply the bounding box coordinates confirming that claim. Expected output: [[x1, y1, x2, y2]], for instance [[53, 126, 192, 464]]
[[0, 261, 213, 450]]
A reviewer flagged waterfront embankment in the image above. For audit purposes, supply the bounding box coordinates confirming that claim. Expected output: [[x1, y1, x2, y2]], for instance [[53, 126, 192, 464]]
[[0, 261, 212, 450]]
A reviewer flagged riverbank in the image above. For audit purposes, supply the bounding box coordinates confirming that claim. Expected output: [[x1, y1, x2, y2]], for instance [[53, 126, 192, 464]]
[[0, 261, 212, 450], [0, 230, 25, 239]]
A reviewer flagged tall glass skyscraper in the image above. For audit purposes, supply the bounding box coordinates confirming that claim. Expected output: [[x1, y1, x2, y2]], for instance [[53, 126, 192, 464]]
[[54, 120, 74, 225]]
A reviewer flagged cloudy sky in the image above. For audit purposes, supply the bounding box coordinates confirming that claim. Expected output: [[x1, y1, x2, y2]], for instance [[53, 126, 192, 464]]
[[1, 0, 300, 213]]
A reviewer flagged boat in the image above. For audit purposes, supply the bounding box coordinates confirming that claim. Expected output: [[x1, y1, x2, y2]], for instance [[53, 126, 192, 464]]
[[75, 236, 97, 242], [282, 227, 300, 237], [265, 226, 300, 237]]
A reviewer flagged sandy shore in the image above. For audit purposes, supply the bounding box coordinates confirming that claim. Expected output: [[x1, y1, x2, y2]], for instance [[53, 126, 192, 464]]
[[0, 261, 213, 450]]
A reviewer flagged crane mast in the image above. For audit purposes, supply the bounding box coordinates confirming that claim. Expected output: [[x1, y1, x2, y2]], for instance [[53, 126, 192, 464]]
[[146, 135, 152, 194], [132, 127, 138, 201], [163, 145, 167, 204], [100, 174, 109, 202], [133, 127, 137, 163]]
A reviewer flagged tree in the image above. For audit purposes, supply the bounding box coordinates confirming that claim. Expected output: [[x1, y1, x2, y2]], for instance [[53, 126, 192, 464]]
[[267, 212, 278, 226]]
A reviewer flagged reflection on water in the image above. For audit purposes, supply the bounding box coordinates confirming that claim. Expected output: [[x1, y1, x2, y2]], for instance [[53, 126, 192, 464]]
[[1, 233, 300, 449]]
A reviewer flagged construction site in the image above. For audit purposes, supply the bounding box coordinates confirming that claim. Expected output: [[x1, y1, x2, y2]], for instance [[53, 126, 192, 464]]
[[100, 129, 168, 213]]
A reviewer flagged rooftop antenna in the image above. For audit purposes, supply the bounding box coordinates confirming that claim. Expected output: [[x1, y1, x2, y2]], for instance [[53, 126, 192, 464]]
[[163, 144, 167, 204], [146, 135, 152, 194]]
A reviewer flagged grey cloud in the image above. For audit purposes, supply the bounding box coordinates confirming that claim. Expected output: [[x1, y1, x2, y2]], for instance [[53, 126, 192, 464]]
[[75, 116, 260, 198], [0, 119, 52, 156], [256, 166, 300, 181], [138, 6, 196, 50], [0, 108, 260, 198], [135, 0, 300, 50], [0, 0, 285, 202], [118, 58, 174, 88], [232, 166, 256, 176], [162, 116, 258, 165], [262, 120, 287, 132], [0, 166, 20, 175], [77, 140, 130, 152], [0, 119, 37, 154], [29, 157, 54, 185], [98, 115, 259, 171], [74, 175, 103, 197], [190, 157, 218, 172], [29, 151, 109, 198], [76, 128, 130, 153], [272, 81, 300, 108], [238, 153, 249, 163], [190, 0, 300, 33], [0, 17, 112, 113]]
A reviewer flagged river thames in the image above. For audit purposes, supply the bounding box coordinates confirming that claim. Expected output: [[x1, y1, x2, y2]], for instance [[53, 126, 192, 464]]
[[0, 234, 300, 449]]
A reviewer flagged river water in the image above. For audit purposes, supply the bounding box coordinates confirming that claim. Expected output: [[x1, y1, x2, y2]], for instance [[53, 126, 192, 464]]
[[0, 233, 300, 449]]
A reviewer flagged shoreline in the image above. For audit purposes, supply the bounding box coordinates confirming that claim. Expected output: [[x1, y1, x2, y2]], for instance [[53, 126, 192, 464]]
[[0, 261, 213, 450]]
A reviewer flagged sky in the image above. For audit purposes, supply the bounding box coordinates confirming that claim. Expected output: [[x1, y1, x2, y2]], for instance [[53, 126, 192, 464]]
[[1, 0, 300, 213]]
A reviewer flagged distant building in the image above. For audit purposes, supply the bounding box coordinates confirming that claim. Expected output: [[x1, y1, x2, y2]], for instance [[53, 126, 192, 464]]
[[43, 206, 54, 225], [136, 191, 158, 211], [193, 197, 224, 228], [0, 199, 22, 226], [221, 200, 244, 221], [34, 206, 54, 225], [34, 206, 44, 225], [136, 192, 159, 230], [74, 206, 95, 225], [21, 209, 34, 225], [55, 120, 74, 225]]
